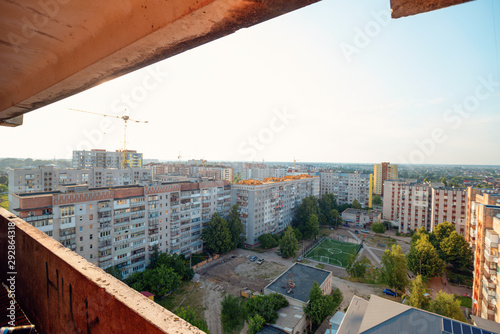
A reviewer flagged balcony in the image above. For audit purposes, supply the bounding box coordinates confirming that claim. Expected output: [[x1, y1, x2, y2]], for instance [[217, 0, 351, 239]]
[[0, 208, 203, 333], [484, 263, 497, 276], [483, 275, 496, 289]]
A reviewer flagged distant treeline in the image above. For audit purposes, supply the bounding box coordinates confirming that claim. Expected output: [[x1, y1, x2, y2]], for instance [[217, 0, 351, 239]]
[[0, 158, 72, 172]]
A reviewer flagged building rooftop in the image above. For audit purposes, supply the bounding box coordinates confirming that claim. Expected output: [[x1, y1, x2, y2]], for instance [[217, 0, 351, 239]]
[[237, 174, 317, 186], [342, 209, 381, 217], [273, 304, 305, 333], [338, 295, 496, 334], [265, 263, 331, 304]]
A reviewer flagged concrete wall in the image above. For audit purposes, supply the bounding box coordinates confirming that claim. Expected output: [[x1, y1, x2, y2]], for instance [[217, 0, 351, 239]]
[[0, 207, 203, 334]]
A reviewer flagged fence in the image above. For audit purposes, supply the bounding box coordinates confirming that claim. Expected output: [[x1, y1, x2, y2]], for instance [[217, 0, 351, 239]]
[[192, 254, 219, 270]]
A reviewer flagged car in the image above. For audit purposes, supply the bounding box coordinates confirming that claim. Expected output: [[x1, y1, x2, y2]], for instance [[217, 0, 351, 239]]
[[343, 224, 350, 227], [361, 229, 369, 233], [383, 289, 397, 297], [297, 256, 302, 262], [257, 258, 264, 265], [355, 230, 359, 234], [330, 227, 334, 230], [249, 256, 258, 262]]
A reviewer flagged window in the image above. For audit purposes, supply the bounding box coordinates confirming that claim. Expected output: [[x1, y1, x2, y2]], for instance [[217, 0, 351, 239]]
[[90, 254, 93, 259], [89, 204, 93, 210], [90, 244, 93, 249], [89, 234, 93, 240], [79, 216, 83, 222], [80, 236, 83, 241], [79, 226, 83, 232], [80, 246, 83, 251], [89, 214, 93, 220], [90, 224, 93, 229]]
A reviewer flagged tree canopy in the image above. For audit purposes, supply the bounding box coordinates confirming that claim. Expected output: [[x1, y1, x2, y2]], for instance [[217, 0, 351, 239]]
[[433, 222, 455, 244], [371, 221, 385, 234], [304, 214, 320, 239], [202, 213, 232, 254], [279, 227, 298, 258], [346, 255, 370, 279], [176, 306, 210, 333], [258, 233, 279, 249], [380, 244, 409, 293], [429, 291, 466, 322], [245, 293, 288, 324], [351, 199, 362, 209], [407, 234, 444, 278], [227, 204, 244, 249], [408, 275, 430, 310], [221, 294, 246, 333], [440, 231, 473, 269], [304, 282, 342, 330]]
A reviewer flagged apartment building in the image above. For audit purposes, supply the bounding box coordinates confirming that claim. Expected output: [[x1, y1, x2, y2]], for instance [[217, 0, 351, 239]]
[[383, 180, 468, 235], [430, 187, 468, 235], [341, 208, 381, 227], [8, 165, 152, 207], [373, 162, 398, 195], [10, 180, 231, 278], [73, 149, 143, 169], [319, 171, 370, 207], [466, 188, 500, 321], [232, 175, 319, 246]]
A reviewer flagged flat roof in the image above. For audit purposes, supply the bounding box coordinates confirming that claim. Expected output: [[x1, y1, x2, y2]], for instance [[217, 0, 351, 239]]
[[273, 305, 305, 333], [265, 263, 331, 304]]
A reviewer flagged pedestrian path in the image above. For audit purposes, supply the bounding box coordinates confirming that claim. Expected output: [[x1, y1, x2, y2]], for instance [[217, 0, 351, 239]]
[[347, 230, 381, 264]]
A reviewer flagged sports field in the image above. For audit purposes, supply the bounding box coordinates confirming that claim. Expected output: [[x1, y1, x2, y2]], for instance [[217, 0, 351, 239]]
[[305, 238, 362, 268]]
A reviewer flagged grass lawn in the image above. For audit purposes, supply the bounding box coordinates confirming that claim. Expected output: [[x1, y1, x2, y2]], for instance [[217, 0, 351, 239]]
[[156, 281, 205, 314], [455, 295, 472, 308], [305, 238, 361, 268], [0, 193, 8, 210]]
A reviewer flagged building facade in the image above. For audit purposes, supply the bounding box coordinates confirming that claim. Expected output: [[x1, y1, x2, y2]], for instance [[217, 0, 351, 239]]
[[373, 162, 398, 196], [319, 171, 370, 207], [73, 149, 143, 169], [341, 208, 381, 227], [232, 175, 319, 246], [10, 180, 230, 278], [430, 187, 468, 235], [466, 188, 500, 321]]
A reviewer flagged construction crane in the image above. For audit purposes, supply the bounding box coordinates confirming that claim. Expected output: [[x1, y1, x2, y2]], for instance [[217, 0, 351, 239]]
[[68, 108, 148, 168]]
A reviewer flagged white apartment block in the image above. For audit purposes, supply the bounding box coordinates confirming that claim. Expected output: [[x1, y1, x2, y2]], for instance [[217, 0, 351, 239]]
[[8, 166, 152, 207], [319, 171, 370, 207], [73, 149, 143, 169], [383, 180, 468, 235], [10, 180, 230, 278], [232, 175, 319, 246]]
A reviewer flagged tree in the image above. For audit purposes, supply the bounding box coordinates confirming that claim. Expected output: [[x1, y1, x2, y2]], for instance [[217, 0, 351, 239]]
[[221, 294, 246, 333], [258, 234, 278, 249], [292, 195, 319, 233], [304, 282, 342, 330], [318, 193, 338, 226], [440, 231, 473, 269], [380, 244, 409, 293], [372, 195, 383, 206], [106, 265, 123, 280], [248, 314, 265, 334], [245, 293, 288, 324], [407, 234, 444, 278], [0, 175, 7, 185], [148, 244, 160, 269], [155, 253, 194, 281], [433, 221, 455, 244], [429, 291, 466, 322], [176, 306, 210, 333], [441, 177, 447, 187], [346, 255, 370, 279], [227, 204, 244, 249], [279, 227, 298, 258], [140, 265, 181, 296], [304, 213, 320, 239], [408, 275, 430, 310], [351, 199, 362, 209], [293, 227, 302, 241], [371, 221, 385, 234], [202, 213, 232, 254]]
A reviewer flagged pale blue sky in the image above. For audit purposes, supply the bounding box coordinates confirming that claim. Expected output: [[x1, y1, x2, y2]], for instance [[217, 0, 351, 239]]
[[1, 0, 499, 165]]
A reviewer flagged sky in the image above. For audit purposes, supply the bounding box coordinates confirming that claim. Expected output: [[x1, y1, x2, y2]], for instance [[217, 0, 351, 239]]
[[1, 0, 499, 165]]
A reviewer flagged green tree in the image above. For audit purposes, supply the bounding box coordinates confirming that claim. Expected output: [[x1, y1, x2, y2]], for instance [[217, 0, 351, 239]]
[[279, 227, 298, 258], [380, 244, 409, 293], [433, 222, 455, 244], [372, 195, 383, 206], [371, 221, 385, 234], [258, 234, 278, 249], [351, 199, 362, 209], [441, 177, 447, 187], [0, 175, 7, 185], [429, 291, 466, 322], [440, 231, 473, 269], [293, 227, 303, 241], [318, 193, 338, 226], [409, 275, 430, 310], [106, 265, 123, 280], [292, 195, 319, 233], [304, 213, 320, 239], [227, 204, 244, 249], [221, 294, 246, 333], [248, 314, 266, 334], [139, 265, 181, 296], [155, 253, 194, 280], [233, 172, 241, 184], [176, 306, 210, 333], [407, 234, 444, 278], [202, 213, 232, 254], [304, 283, 342, 330], [148, 244, 160, 269], [346, 255, 370, 279], [245, 293, 288, 324]]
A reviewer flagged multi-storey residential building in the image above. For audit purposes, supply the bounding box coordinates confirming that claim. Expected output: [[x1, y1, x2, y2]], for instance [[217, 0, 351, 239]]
[[341, 208, 381, 227], [73, 149, 143, 169], [466, 188, 500, 321], [384, 180, 468, 235], [319, 171, 370, 207], [430, 187, 468, 235], [373, 162, 398, 195], [8, 165, 152, 207], [232, 175, 319, 246], [10, 180, 230, 278]]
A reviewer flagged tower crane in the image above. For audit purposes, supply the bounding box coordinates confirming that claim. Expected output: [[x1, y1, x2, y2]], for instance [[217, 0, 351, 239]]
[[68, 108, 148, 168]]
